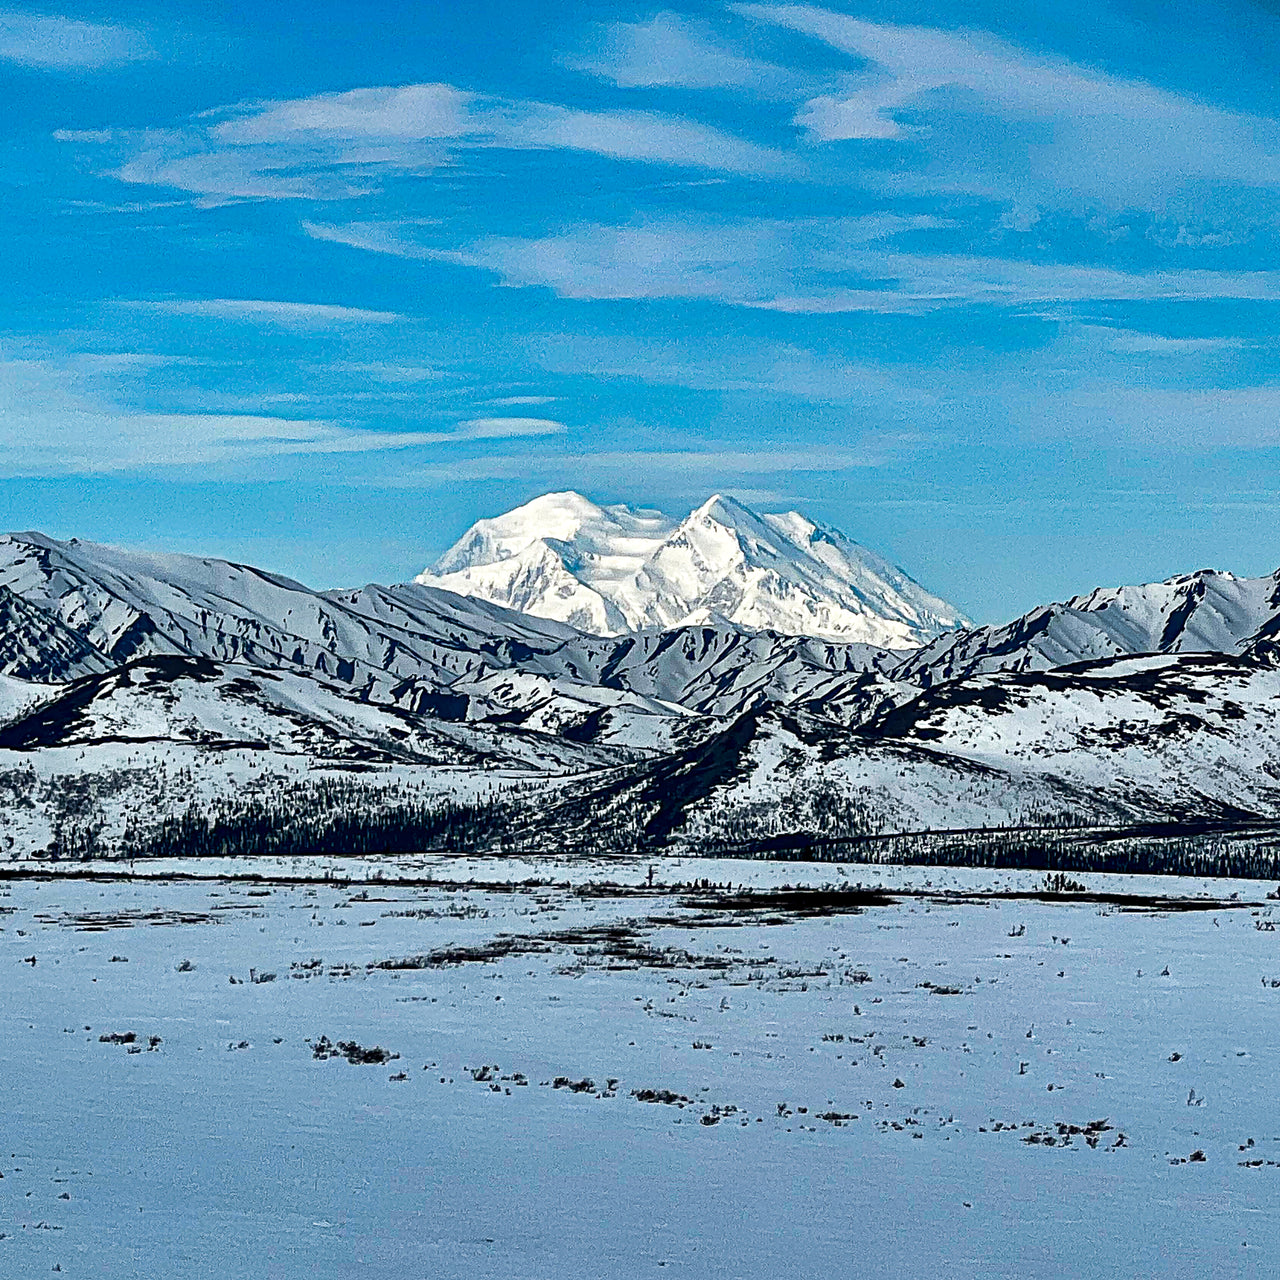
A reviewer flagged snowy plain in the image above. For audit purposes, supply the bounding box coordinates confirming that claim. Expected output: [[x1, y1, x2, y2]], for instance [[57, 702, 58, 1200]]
[[4, 856, 1280, 1279]]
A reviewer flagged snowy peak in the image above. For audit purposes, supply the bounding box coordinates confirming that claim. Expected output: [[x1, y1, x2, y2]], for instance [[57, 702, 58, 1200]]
[[432, 491, 673, 578], [892, 565, 1280, 688], [686, 492, 755, 527], [421, 492, 678, 633], [0, 530, 576, 694], [419, 492, 968, 645]]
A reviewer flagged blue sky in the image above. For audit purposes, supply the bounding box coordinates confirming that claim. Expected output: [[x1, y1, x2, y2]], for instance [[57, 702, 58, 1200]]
[[6, 0, 1280, 621]]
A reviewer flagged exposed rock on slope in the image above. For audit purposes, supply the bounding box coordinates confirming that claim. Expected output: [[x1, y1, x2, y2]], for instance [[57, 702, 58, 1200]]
[[0, 583, 114, 682], [892, 569, 1280, 687], [0, 655, 626, 772]]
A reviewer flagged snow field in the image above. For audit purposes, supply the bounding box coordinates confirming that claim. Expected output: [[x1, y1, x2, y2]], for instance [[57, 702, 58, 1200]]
[[3, 866, 1280, 1278]]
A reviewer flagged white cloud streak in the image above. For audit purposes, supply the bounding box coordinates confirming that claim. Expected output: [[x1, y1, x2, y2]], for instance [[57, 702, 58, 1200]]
[[124, 299, 403, 328], [217, 84, 785, 172], [532, 332, 899, 402], [303, 220, 437, 257], [63, 81, 788, 202], [1008, 382, 1280, 450], [455, 417, 565, 439], [567, 11, 808, 97], [335, 213, 1280, 312], [1075, 326, 1247, 356], [392, 445, 883, 487], [737, 3, 1280, 207], [213, 84, 475, 144], [0, 9, 150, 69], [0, 355, 559, 475], [748, 256, 1280, 313]]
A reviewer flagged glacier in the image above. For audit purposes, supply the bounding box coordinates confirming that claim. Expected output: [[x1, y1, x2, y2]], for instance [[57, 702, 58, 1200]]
[[417, 491, 969, 646]]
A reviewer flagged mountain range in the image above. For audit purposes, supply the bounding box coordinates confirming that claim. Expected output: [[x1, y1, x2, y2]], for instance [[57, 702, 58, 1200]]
[[0, 494, 1278, 862]]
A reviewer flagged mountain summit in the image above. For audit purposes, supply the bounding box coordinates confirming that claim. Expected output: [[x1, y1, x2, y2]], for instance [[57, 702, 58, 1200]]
[[417, 491, 969, 645]]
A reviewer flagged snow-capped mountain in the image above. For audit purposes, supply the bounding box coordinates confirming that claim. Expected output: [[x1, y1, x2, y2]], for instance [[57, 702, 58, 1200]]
[[0, 654, 622, 773], [521, 565, 1280, 728], [421, 491, 674, 634], [0, 531, 577, 697], [418, 492, 969, 646], [522, 625, 899, 719], [891, 567, 1280, 688], [637, 645, 1280, 848]]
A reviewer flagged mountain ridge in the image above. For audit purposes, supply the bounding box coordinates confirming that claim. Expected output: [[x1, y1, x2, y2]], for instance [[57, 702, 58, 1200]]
[[1, 522, 1280, 862]]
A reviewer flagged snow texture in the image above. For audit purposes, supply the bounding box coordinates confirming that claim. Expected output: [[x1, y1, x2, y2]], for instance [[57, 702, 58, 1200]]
[[3, 861, 1280, 1279], [418, 491, 969, 644]]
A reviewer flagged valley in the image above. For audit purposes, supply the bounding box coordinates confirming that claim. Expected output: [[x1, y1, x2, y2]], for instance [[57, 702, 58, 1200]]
[[3, 856, 1278, 1279]]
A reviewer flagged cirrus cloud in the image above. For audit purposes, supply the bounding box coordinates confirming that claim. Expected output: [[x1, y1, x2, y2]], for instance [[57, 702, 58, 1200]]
[[323, 212, 1280, 314], [122, 299, 404, 328], [0, 8, 151, 69], [567, 10, 809, 98], [0, 353, 562, 476], [60, 80, 790, 203], [737, 3, 1280, 209]]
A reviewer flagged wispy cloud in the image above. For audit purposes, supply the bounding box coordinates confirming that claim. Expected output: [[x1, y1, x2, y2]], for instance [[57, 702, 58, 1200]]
[[351, 212, 1280, 313], [62, 80, 788, 202], [567, 11, 808, 97], [113, 145, 382, 203], [0, 411, 442, 476], [218, 84, 785, 172], [1009, 382, 1280, 450], [330, 361, 442, 384], [737, 3, 1280, 209], [68, 352, 207, 373], [212, 84, 474, 144], [504, 101, 783, 172], [124, 299, 403, 327], [1075, 326, 1248, 356], [303, 220, 436, 257], [454, 416, 565, 439], [391, 444, 885, 487], [533, 332, 899, 402], [431, 218, 854, 303], [0, 8, 151, 69], [749, 255, 1280, 313], [0, 353, 542, 475], [303, 220, 438, 257]]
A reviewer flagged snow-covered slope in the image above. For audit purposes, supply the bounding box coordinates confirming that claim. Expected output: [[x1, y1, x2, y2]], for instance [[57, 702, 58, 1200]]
[[418, 492, 968, 645], [877, 646, 1280, 819], [893, 568, 1280, 688], [593, 646, 1280, 849], [508, 565, 1280, 731], [0, 655, 625, 773], [524, 625, 900, 719], [0, 531, 735, 757], [0, 532, 574, 696]]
